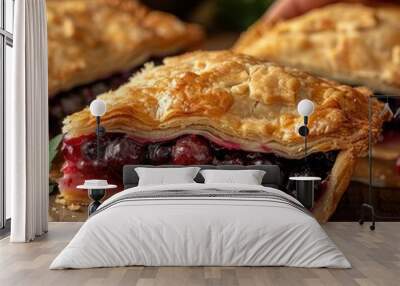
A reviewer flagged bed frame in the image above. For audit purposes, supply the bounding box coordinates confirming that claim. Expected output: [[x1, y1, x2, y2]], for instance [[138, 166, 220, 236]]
[[123, 165, 282, 189]]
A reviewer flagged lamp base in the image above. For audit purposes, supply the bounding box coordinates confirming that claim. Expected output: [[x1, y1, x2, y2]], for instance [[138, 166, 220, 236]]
[[359, 203, 375, 231], [88, 189, 106, 216], [295, 180, 315, 209]]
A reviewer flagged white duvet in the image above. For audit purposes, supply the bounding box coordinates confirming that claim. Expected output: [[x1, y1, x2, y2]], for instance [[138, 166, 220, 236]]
[[50, 183, 350, 269]]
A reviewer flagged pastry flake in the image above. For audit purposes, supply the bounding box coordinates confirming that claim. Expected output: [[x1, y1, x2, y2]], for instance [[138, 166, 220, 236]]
[[234, 3, 400, 95], [61, 51, 390, 222], [47, 0, 204, 96]]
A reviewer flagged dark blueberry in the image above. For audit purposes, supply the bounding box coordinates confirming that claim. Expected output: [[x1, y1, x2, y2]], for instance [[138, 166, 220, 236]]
[[171, 135, 212, 165], [212, 149, 246, 165], [245, 152, 272, 165], [81, 136, 110, 161], [147, 143, 172, 164], [81, 140, 98, 161], [245, 152, 261, 161], [209, 142, 228, 160], [104, 136, 145, 170], [219, 157, 245, 165]]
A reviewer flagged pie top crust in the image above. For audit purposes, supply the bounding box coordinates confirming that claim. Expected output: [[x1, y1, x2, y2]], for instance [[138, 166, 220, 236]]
[[233, 3, 400, 95], [63, 50, 389, 160], [47, 0, 204, 96]]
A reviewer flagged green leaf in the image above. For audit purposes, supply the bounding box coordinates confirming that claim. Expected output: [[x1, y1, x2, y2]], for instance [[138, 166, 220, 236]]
[[49, 134, 63, 169], [49, 183, 57, 195], [216, 0, 274, 31], [49, 134, 63, 194]]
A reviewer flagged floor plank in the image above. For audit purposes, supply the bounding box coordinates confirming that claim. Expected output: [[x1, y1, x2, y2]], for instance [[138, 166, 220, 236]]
[[0, 222, 399, 286]]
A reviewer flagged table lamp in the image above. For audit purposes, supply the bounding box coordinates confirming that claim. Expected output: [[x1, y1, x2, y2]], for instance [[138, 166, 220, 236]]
[[89, 99, 107, 161], [85, 99, 109, 215], [291, 99, 318, 208]]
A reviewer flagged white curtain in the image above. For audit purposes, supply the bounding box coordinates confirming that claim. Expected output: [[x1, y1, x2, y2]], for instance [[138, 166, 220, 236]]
[[9, 0, 49, 242]]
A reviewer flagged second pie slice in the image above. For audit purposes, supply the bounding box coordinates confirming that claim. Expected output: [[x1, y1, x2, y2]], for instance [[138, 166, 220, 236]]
[[47, 0, 204, 96], [59, 51, 390, 222], [233, 3, 400, 95]]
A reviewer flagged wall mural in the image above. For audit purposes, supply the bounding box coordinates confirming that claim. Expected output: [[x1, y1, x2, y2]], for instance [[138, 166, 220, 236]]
[[47, 0, 400, 222]]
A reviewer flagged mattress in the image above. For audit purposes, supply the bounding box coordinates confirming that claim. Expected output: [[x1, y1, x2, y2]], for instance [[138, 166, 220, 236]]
[[50, 183, 351, 269]]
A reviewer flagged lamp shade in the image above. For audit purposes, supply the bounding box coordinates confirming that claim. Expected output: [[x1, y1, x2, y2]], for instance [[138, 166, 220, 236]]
[[297, 99, 315, 116], [90, 99, 107, 117]]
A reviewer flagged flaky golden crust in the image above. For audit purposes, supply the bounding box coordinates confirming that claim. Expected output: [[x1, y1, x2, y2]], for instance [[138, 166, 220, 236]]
[[234, 3, 400, 95], [47, 0, 204, 96], [62, 51, 390, 222], [63, 50, 388, 159]]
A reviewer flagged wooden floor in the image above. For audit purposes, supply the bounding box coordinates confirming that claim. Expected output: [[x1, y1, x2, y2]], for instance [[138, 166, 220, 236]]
[[0, 222, 399, 286]]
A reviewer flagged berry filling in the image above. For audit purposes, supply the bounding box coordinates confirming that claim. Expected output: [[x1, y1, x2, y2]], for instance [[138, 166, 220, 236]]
[[58, 133, 338, 204]]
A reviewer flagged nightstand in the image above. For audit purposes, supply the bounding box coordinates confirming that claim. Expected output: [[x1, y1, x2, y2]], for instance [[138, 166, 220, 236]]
[[289, 176, 321, 209], [77, 180, 117, 216]]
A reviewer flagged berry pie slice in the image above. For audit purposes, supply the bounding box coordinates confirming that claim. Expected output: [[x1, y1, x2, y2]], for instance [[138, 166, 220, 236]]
[[59, 51, 390, 222], [47, 0, 204, 96], [233, 3, 400, 95]]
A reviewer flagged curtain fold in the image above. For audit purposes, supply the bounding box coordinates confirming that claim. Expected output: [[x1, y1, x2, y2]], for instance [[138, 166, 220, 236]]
[[10, 0, 49, 242]]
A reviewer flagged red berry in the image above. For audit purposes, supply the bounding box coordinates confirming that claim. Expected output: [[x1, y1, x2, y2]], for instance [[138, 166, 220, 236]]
[[58, 171, 85, 189], [63, 135, 90, 146], [62, 142, 81, 162], [76, 159, 107, 175], [171, 135, 212, 165], [62, 135, 93, 162], [61, 161, 78, 174]]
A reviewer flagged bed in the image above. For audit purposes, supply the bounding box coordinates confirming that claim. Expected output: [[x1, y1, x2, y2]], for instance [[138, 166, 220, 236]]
[[50, 165, 350, 269]]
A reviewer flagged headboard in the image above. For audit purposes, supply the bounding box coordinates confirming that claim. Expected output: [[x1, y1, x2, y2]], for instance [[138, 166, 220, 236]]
[[123, 165, 282, 189]]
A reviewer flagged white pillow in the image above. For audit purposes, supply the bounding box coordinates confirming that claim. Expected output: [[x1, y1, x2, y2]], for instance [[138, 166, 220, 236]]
[[200, 169, 266, 185], [135, 167, 200, 186]]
